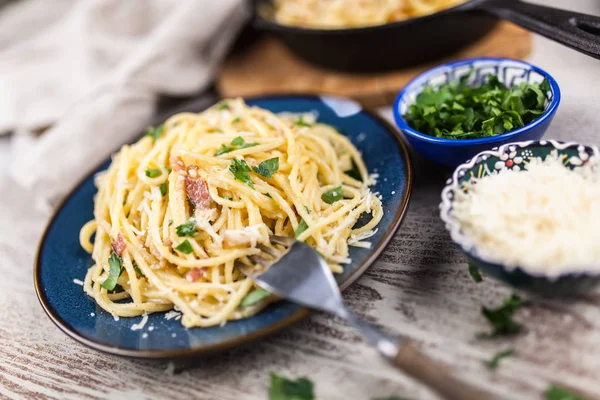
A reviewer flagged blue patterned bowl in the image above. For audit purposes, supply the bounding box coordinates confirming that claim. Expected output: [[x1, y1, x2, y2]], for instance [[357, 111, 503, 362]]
[[394, 57, 561, 167], [440, 140, 600, 295]]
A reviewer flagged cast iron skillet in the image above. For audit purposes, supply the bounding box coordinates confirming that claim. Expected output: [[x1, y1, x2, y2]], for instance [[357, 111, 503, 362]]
[[253, 0, 600, 72]]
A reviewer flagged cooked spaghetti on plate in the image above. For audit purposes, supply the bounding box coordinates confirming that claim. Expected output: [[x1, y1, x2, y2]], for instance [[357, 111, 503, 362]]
[[271, 0, 466, 29], [79, 99, 383, 328]]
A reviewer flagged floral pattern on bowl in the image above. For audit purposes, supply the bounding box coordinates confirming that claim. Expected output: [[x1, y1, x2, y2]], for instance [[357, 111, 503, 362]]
[[440, 140, 600, 294]]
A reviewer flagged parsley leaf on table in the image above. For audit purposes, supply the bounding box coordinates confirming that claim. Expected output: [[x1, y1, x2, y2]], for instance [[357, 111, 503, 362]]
[[478, 294, 523, 338], [402, 74, 549, 140], [545, 385, 589, 400], [468, 262, 483, 283], [269, 373, 314, 400], [485, 348, 514, 370], [253, 157, 279, 178]]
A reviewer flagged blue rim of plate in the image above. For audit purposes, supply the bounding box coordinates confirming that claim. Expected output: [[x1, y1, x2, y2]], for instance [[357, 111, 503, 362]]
[[393, 57, 561, 147], [34, 94, 413, 359]]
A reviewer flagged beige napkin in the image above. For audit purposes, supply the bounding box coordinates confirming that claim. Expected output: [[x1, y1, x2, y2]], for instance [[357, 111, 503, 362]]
[[1, 0, 248, 211]]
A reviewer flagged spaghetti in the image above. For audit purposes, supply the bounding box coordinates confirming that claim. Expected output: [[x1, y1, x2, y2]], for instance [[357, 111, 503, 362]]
[[272, 0, 466, 29], [80, 98, 383, 328]]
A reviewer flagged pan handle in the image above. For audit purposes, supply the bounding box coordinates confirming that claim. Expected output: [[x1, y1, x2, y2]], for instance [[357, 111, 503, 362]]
[[477, 0, 600, 59]]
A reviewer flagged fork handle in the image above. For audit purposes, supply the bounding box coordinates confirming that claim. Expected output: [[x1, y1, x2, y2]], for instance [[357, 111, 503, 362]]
[[390, 341, 496, 400]]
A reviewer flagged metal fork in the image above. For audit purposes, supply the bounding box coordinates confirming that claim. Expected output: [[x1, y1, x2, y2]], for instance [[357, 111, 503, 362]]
[[238, 236, 496, 400]]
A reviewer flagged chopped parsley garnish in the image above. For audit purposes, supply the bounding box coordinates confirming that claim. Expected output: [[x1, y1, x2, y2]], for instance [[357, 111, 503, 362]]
[[321, 186, 343, 204], [159, 182, 168, 196], [216, 144, 233, 156], [145, 168, 161, 178], [478, 294, 523, 338], [230, 159, 254, 188], [240, 288, 270, 307], [545, 385, 588, 400], [295, 219, 308, 238], [468, 262, 483, 283], [294, 116, 313, 127], [403, 74, 549, 140], [216, 136, 258, 155], [269, 373, 314, 400], [175, 240, 194, 254], [176, 218, 197, 237], [253, 157, 279, 178], [133, 262, 145, 278], [304, 206, 310, 214], [168, 219, 173, 227], [145, 125, 164, 142], [485, 348, 514, 370], [224, 196, 233, 201], [264, 193, 272, 198], [101, 252, 122, 291], [231, 117, 241, 124], [344, 160, 362, 181], [216, 102, 229, 110]]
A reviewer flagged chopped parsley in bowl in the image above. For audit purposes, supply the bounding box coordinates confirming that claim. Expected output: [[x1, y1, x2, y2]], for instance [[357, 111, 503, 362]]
[[393, 58, 561, 166]]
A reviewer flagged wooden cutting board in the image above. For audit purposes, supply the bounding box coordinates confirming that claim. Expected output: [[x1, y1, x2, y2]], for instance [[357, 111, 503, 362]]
[[217, 21, 532, 108]]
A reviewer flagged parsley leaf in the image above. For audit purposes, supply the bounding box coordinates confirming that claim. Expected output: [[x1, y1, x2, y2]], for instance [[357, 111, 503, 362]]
[[545, 385, 588, 400], [101, 252, 122, 291], [133, 262, 145, 278], [159, 182, 168, 196], [253, 157, 279, 178], [295, 219, 308, 238], [294, 116, 313, 127], [402, 75, 549, 140], [321, 186, 343, 204], [216, 136, 258, 156], [224, 196, 233, 201], [176, 218, 197, 237], [478, 295, 523, 338], [231, 117, 241, 124], [344, 159, 362, 181], [216, 102, 229, 110], [175, 240, 194, 254], [485, 348, 514, 370], [269, 373, 314, 400], [216, 144, 233, 155], [145, 125, 164, 142], [145, 168, 161, 178], [240, 288, 270, 307], [468, 262, 483, 283], [230, 159, 254, 188]]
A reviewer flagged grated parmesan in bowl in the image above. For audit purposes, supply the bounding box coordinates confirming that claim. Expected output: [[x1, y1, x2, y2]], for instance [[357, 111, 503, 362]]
[[441, 140, 600, 286]]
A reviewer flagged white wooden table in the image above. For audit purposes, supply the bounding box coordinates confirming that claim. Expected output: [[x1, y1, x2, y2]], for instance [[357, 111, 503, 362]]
[[1, 1, 600, 399]]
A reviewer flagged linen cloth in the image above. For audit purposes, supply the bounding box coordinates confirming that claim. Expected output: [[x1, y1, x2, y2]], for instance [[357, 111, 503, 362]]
[[0, 0, 248, 211]]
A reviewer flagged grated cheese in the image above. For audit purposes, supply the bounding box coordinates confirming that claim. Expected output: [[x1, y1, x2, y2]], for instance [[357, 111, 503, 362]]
[[131, 313, 148, 331], [452, 154, 600, 277]]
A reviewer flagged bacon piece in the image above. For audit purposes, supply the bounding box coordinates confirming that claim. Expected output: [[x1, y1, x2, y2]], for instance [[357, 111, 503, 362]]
[[111, 233, 126, 256], [185, 166, 211, 209], [170, 156, 186, 174], [186, 267, 208, 283]]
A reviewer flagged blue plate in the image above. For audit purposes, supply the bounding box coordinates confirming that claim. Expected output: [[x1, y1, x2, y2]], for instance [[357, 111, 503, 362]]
[[34, 95, 413, 359]]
